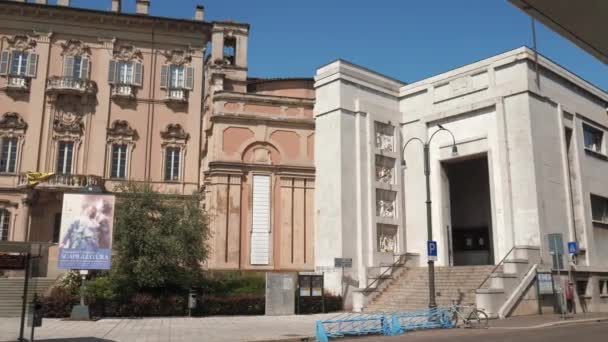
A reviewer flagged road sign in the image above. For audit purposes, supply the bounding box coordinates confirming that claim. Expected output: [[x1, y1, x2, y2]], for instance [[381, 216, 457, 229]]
[[567, 242, 578, 255], [334, 258, 352, 268], [427, 241, 437, 261]]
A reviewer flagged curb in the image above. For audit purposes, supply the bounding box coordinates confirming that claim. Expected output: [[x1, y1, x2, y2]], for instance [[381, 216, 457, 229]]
[[490, 317, 608, 330]]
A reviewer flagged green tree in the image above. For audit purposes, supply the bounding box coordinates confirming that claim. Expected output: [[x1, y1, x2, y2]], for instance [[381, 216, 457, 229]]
[[110, 182, 208, 297]]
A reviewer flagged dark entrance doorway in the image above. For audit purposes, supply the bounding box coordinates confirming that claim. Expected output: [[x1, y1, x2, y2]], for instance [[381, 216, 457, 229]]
[[445, 156, 494, 266]]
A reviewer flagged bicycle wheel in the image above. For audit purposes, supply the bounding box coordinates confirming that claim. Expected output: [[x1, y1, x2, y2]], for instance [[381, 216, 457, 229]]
[[467, 310, 488, 328], [450, 311, 459, 327]]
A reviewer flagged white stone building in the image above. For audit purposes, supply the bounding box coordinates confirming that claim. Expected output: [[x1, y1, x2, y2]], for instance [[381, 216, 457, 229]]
[[314, 47, 608, 315]]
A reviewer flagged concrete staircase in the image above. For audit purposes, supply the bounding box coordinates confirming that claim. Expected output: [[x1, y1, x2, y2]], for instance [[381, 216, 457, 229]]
[[0, 278, 56, 317], [364, 265, 496, 311], [475, 246, 541, 318]]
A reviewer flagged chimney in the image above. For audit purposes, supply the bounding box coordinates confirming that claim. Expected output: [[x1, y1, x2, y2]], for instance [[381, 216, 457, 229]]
[[57, 0, 70, 6], [35, 0, 47, 4], [135, 0, 150, 15], [194, 5, 204, 21], [111, 0, 121, 12]]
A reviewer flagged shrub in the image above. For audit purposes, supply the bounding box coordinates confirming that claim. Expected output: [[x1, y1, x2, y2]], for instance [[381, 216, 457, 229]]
[[297, 295, 343, 314], [194, 294, 265, 316], [41, 287, 79, 318]]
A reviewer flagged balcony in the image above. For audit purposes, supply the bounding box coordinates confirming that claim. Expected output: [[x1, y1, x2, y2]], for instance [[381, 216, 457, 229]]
[[46, 76, 96, 96], [165, 89, 188, 102], [1, 76, 29, 92], [17, 173, 104, 192], [111, 84, 135, 99]]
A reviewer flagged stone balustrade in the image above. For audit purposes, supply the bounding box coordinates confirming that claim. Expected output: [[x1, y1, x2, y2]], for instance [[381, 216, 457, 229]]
[[46, 76, 97, 95]]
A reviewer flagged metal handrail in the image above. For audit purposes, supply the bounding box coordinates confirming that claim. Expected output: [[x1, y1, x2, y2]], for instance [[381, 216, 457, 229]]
[[363, 254, 408, 293], [477, 246, 516, 289]]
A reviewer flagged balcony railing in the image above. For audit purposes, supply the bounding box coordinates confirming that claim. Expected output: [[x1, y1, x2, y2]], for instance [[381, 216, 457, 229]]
[[1, 76, 29, 91], [46, 76, 96, 95], [166, 89, 188, 102], [17, 173, 104, 191], [112, 84, 134, 98]]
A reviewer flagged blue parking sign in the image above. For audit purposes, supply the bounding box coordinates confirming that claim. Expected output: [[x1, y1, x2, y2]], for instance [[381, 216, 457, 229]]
[[568, 242, 578, 255], [427, 241, 437, 260]]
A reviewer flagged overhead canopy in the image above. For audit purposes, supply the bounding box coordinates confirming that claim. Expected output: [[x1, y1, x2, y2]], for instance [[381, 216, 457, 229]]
[[509, 0, 608, 64]]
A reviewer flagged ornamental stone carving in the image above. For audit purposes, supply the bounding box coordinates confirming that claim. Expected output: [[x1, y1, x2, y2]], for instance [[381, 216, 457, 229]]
[[375, 155, 395, 184], [253, 148, 271, 165], [375, 122, 394, 152], [113, 44, 143, 61], [4, 35, 36, 51], [0, 112, 28, 131], [377, 224, 397, 253], [377, 200, 395, 218], [107, 120, 138, 140], [161, 48, 194, 66], [160, 124, 189, 141], [376, 166, 393, 184], [60, 40, 91, 57], [53, 97, 87, 135]]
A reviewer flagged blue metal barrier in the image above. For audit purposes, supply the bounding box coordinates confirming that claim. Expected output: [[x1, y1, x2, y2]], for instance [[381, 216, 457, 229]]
[[315, 307, 454, 342]]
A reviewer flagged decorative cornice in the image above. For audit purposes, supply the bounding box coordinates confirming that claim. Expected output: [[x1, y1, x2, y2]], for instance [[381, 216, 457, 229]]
[[60, 40, 91, 57], [113, 44, 143, 61], [213, 91, 315, 108], [3, 35, 36, 51], [107, 120, 138, 140], [0, 112, 28, 131], [0, 199, 18, 208], [210, 113, 315, 128], [161, 48, 194, 65], [160, 124, 189, 141]]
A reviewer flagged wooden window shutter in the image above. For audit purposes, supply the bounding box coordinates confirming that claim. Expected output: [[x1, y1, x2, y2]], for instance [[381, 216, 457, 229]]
[[0, 51, 10, 75], [63, 56, 74, 77], [160, 65, 168, 89], [185, 66, 194, 90], [26, 53, 38, 78], [108, 60, 117, 84], [133, 62, 143, 86]]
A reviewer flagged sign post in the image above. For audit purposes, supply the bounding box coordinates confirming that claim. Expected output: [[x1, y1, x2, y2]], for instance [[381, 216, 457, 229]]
[[334, 257, 352, 307]]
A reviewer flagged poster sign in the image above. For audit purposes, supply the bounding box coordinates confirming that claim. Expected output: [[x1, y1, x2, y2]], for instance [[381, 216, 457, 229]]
[[58, 194, 115, 270], [537, 273, 554, 295], [334, 258, 352, 268]]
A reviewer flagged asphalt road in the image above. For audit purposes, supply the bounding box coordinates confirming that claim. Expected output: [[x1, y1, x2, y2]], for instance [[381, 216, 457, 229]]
[[343, 321, 608, 341]]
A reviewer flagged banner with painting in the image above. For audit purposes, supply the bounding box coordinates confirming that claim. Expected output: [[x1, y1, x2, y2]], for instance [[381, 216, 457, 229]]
[[57, 193, 115, 270]]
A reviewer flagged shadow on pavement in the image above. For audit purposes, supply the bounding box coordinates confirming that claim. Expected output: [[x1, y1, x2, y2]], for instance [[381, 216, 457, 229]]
[[35, 338, 117, 342]]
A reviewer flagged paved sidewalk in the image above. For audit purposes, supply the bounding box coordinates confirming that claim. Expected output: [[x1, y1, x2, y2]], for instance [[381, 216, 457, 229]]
[[1, 314, 334, 342], [488, 312, 608, 329], [2, 312, 607, 342]]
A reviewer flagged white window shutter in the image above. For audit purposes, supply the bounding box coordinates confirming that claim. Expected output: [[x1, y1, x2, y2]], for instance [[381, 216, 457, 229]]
[[250, 175, 271, 265], [26, 53, 38, 78], [80, 57, 90, 80], [0, 50, 11, 75], [160, 65, 168, 89], [133, 62, 143, 86], [185, 66, 194, 90], [63, 56, 74, 77], [108, 60, 117, 84]]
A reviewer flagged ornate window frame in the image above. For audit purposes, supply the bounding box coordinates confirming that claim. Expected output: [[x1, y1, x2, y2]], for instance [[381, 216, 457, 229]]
[[108, 44, 144, 99], [106, 120, 138, 180], [0, 35, 39, 91], [0, 112, 27, 175], [50, 96, 86, 174], [60, 39, 92, 79], [160, 124, 189, 182], [0, 200, 17, 241], [160, 49, 195, 102]]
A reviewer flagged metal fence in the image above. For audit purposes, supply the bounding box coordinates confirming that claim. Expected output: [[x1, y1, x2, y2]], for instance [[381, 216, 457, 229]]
[[315, 307, 454, 342]]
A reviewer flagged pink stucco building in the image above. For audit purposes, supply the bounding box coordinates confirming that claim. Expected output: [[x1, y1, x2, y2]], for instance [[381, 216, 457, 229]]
[[0, 0, 315, 277]]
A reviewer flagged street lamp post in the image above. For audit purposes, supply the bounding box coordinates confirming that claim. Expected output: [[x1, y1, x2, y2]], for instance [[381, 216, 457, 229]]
[[402, 124, 458, 308]]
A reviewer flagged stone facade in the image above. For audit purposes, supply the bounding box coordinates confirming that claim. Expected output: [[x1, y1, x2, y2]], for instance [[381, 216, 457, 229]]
[[314, 47, 608, 312], [0, 1, 315, 276]]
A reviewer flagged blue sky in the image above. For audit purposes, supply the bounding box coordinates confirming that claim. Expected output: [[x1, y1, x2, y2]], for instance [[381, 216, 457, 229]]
[[65, 0, 606, 90]]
